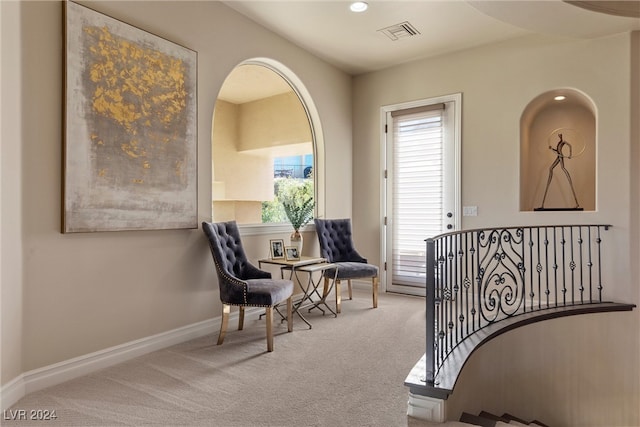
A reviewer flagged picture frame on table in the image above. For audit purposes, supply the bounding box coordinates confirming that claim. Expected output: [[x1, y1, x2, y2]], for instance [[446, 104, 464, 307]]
[[284, 246, 300, 261], [270, 239, 285, 259]]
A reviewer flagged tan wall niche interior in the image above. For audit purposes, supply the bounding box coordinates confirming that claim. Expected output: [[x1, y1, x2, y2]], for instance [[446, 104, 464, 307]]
[[520, 89, 596, 211], [212, 66, 312, 223]]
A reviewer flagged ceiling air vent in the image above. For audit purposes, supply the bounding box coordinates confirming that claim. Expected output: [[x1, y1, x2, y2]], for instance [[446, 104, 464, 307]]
[[378, 21, 420, 41]]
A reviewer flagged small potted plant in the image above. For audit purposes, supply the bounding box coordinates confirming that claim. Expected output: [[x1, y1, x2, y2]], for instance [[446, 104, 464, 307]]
[[280, 179, 314, 254]]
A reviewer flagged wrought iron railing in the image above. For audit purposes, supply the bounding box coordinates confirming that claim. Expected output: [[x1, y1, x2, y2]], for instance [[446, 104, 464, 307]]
[[424, 224, 611, 385]]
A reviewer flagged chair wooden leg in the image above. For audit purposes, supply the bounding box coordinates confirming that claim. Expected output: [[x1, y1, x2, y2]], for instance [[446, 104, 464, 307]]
[[265, 306, 274, 352], [372, 276, 379, 308], [336, 279, 342, 314], [322, 277, 331, 298], [348, 280, 353, 300], [217, 304, 231, 345], [286, 297, 293, 332], [238, 306, 245, 330]]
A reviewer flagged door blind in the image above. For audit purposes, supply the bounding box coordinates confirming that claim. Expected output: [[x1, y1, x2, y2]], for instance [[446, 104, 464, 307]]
[[392, 107, 444, 286]]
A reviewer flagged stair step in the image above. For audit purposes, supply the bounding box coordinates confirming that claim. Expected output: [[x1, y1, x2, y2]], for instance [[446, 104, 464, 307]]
[[496, 421, 529, 427], [460, 410, 551, 427], [502, 413, 530, 425], [479, 411, 510, 423], [460, 412, 497, 427]]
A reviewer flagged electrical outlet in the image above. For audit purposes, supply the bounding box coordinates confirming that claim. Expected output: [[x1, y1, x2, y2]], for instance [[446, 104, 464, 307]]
[[463, 206, 478, 216]]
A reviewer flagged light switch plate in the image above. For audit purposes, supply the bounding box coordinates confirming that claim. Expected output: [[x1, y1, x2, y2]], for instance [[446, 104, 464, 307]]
[[463, 206, 478, 216]]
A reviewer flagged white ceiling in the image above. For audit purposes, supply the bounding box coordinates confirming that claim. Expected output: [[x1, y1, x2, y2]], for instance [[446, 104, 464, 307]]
[[218, 0, 639, 103], [223, 0, 639, 76]]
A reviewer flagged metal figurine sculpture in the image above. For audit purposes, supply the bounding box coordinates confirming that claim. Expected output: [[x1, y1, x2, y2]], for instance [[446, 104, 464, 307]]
[[539, 133, 580, 209]]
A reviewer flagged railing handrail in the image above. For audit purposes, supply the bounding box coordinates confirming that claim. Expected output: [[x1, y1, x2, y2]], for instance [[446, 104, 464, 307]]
[[424, 224, 613, 387], [425, 223, 612, 243]]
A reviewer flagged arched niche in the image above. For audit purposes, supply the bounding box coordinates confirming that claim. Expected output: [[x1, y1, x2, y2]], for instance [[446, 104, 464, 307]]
[[211, 58, 325, 225], [520, 89, 596, 211]]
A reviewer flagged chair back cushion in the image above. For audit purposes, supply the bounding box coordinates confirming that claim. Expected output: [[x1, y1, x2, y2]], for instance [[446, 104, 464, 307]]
[[203, 221, 250, 279], [314, 218, 366, 263]]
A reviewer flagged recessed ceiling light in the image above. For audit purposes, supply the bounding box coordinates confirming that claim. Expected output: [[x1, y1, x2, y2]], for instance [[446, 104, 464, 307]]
[[554, 95, 566, 101], [350, 1, 368, 12]]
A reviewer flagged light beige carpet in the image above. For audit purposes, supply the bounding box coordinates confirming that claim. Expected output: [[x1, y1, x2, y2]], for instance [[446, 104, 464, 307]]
[[5, 288, 450, 427]]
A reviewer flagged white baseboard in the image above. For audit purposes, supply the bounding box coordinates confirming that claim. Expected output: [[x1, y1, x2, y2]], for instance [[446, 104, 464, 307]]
[[1, 309, 254, 411], [407, 392, 447, 422], [1, 375, 26, 412]]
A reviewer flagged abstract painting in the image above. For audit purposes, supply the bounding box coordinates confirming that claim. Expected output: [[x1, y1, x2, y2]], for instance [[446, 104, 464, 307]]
[[64, 2, 197, 232]]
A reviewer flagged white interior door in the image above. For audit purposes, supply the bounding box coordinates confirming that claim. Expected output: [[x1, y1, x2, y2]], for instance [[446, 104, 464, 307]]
[[382, 94, 461, 296]]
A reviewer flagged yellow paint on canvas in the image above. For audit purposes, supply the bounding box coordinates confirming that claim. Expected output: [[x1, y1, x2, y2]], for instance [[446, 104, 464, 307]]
[[84, 24, 189, 181]]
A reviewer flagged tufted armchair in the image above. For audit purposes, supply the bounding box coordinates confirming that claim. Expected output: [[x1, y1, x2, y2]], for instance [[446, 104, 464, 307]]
[[202, 221, 293, 352], [314, 218, 379, 313]]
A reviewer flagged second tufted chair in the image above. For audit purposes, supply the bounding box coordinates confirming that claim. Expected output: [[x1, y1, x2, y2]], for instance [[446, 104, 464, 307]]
[[203, 221, 294, 352], [314, 218, 379, 313]]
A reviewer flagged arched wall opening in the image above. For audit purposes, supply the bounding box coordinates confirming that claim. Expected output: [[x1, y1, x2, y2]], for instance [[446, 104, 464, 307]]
[[520, 88, 596, 211], [210, 58, 325, 228]]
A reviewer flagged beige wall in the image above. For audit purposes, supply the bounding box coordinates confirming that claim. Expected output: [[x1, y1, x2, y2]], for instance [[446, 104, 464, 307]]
[[353, 32, 639, 424], [238, 91, 312, 151], [631, 31, 640, 423], [1, 1, 24, 386], [449, 312, 639, 426], [212, 100, 273, 202], [0, 0, 352, 385], [353, 33, 634, 267]]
